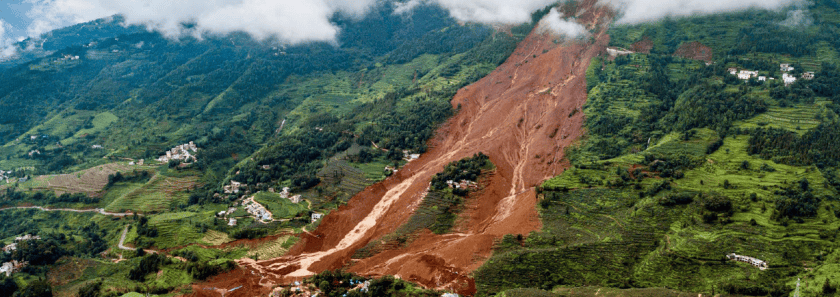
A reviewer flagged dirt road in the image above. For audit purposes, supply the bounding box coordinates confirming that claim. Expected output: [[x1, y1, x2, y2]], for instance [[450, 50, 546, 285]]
[[0, 206, 136, 216]]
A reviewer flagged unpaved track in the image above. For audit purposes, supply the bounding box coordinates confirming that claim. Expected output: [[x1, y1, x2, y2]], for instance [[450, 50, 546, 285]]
[[193, 2, 612, 296], [0, 206, 136, 216]]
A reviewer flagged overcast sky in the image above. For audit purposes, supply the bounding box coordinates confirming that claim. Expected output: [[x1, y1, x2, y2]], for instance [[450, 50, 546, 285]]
[[0, 0, 803, 52]]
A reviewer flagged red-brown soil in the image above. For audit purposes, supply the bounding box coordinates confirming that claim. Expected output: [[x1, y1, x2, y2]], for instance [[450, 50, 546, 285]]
[[674, 41, 713, 62], [191, 1, 613, 296], [630, 36, 653, 54]]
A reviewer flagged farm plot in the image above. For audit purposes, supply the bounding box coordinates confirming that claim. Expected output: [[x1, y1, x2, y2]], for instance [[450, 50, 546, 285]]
[[105, 175, 199, 213], [23, 163, 132, 197]]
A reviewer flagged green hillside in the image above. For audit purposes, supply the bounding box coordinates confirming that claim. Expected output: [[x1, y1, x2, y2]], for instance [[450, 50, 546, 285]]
[[475, 1, 840, 296]]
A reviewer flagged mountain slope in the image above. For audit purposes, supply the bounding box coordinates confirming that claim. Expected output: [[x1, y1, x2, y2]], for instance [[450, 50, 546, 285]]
[[199, 1, 614, 295]]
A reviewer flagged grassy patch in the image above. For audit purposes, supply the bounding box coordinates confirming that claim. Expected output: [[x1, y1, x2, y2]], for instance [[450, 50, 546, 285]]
[[252, 191, 308, 220]]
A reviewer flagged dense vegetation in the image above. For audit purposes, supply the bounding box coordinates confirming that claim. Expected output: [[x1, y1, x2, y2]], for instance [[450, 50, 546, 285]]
[[477, 1, 840, 296], [273, 269, 444, 297], [0, 1, 533, 295]]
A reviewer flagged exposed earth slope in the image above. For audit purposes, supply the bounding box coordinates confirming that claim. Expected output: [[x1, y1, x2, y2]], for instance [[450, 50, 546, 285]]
[[197, 1, 614, 295]]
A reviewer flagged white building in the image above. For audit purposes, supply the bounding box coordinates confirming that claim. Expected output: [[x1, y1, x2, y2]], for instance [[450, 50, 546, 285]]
[[783, 73, 797, 86], [780, 63, 794, 72], [727, 253, 768, 270], [0, 262, 13, 277], [737, 70, 758, 80], [311, 213, 324, 223]]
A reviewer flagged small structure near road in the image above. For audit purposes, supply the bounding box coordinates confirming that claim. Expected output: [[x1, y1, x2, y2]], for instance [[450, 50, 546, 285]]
[[311, 213, 323, 223], [727, 253, 768, 270]]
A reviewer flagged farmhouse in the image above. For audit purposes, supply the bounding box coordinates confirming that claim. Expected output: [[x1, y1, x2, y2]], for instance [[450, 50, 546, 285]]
[[446, 179, 478, 190], [0, 262, 13, 277], [224, 181, 245, 194], [157, 141, 199, 163], [403, 151, 421, 162], [727, 253, 768, 270], [802, 71, 815, 80], [15, 234, 41, 241], [783, 73, 797, 86], [737, 70, 758, 80], [311, 213, 324, 223], [242, 197, 273, 222], [780, 63, 794, 72]]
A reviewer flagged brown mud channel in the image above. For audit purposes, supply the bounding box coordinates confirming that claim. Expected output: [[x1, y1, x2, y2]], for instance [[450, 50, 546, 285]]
[[192, 1, 612, 296]]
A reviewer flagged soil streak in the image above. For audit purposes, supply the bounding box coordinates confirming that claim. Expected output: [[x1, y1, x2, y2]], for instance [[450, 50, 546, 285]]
[[192, 1, 612, 295]]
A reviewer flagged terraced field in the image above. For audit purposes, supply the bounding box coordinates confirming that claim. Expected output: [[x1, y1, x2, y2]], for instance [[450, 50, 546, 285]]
[[314, 159, 372, 206], [19, 162, 133, 197], [246, 235, 295, 260], [737, 103, 826, 134], [105, 174, 199, 213]]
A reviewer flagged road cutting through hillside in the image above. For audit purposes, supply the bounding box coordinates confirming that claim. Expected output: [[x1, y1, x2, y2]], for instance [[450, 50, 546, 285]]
[[192, 1, 613, 296]]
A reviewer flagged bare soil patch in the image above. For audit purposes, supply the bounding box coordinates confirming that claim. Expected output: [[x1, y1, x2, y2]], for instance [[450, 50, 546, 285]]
[[195, 1, 613, 295]]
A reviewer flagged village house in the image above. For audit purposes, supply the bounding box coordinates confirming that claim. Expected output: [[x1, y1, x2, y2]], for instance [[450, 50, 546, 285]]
[[311, 213, 324, 223], [224, 181, 245, 194], [446, 179, 478, 190], [16, 234, 41, 241], [0, 262, 14, 277], [243, 198, 273, 222], [91, 144, 104, 149], [802, 71, 815, 80], [157, 141, 199, 163], [737, 70, 758, 80], [403, 151, 421, 162], [727, 253, 768, 270], [783, 73, 798, 86], [228, 218, 237, 226], [279, 187, 303, 203], [780, 63, 794, 72]]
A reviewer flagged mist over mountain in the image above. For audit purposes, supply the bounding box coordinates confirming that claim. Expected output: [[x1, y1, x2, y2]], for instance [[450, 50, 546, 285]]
[[3, 0, 840, 296]]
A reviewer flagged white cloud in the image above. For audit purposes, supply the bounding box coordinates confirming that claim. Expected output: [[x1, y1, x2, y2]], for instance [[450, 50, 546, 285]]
[[22, 0, 379, 43], [1, 20, 19, 60], [17, 0, 807, 46], [430, 0, 556, 24], [537, 8, 587, 38], [606, 0, 802, 24]]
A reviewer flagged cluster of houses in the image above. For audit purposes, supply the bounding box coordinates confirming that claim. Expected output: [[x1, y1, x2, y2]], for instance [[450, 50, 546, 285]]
[[403, 151, 421, 162], [279, 187, 303, 204], [726, 253, 768, 270], [728, 63, 815, 86], [60, 54, 80, 61], [0, 170, 11, 183], [224, 180, 246, 194], [216, 207, 239, 226], [446, 179, 478, 190], [1, 234, 41, 277], [243, 197, 273, 222], [156, 141, 198, 163]]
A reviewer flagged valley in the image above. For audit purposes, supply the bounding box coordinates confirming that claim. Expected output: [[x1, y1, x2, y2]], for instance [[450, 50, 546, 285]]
[[2, 0, 840, 296]]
